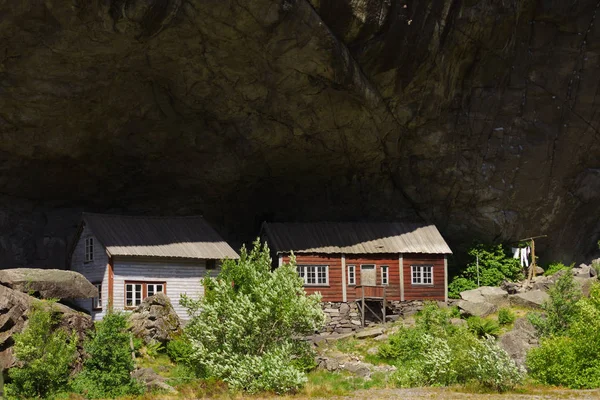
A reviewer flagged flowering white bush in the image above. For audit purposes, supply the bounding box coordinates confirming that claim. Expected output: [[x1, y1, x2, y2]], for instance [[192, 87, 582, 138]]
[[469, 335, 523, 392], [181, 240, 325, 393]]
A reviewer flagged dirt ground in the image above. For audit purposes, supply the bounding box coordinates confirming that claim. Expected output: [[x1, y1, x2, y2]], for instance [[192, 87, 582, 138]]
[[306, 387, 600, 399]]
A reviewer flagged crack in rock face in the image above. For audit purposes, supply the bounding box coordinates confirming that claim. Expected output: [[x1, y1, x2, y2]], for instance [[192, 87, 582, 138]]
[[0, 0, 599, 268]]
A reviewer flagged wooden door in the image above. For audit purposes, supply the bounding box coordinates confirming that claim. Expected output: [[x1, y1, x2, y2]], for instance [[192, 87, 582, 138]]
[[361, 265, 376, 286]]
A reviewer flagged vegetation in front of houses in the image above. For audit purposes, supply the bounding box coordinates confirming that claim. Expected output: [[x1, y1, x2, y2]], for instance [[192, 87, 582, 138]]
[[448, 243, 523, 298], [179, 240, 325, 393]]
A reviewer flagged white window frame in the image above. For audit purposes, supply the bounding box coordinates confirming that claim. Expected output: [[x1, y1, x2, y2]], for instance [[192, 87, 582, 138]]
[[411, 265, 433, 285], [92, 283, 102, 310], [347, 265, 356, 285], [84, 237, 94, 262], [147, 283, 165, 297], [297, 265, 329, 286], [381, 265, 389, 285], [125, 283, 143, 308]]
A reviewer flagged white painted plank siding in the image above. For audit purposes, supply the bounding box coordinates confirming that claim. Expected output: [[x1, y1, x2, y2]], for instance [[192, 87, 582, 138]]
[[112, 259, 219, 320], [69, 224, 109, 321]]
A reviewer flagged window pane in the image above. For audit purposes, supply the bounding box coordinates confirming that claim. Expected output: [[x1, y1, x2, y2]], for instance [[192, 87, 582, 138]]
[[148, 285, 155, 297], [126, 284, 133, 306], [156, 284, 163, 293], [135, 284, 142, 305]]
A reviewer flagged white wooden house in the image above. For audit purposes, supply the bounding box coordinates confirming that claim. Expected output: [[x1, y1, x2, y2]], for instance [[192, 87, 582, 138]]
[[69, 213, 239, 321]]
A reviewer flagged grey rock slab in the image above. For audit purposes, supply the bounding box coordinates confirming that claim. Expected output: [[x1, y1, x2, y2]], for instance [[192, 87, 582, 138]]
[[460, 286, 509, 308], [457, 299, 497, 317], [509, 290, 549, 309], [355, 327, 384, 339], [129, 293, 182, 344], [0, 268, 97, 299]]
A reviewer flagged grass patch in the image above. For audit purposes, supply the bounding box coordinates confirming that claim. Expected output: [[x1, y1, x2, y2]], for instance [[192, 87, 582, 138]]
[[301, 370, 388, 397]]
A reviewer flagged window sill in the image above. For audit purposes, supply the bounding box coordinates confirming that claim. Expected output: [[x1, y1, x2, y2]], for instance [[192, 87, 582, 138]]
[[411, 283, 435, 287]]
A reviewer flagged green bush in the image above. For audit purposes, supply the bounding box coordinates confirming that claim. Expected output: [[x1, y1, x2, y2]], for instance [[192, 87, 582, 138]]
[[71, 312, 144, 398], [181, 240, 325, 393], [467, 316, 500, 338], [544, 262, 572, 276], [527, 283, 600, 388], [528, 272, 581, 337], [497, 308, 516, 326], [469, 336, 523, 391], [5, 301, 77, 399], [380, 303, 522, 391], [166, 335, 194, 364], [448, 244, 523, 298]]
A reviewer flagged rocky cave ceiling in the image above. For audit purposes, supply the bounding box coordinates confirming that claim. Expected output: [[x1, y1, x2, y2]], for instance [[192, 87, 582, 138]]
[[0, 0, 599, 268]]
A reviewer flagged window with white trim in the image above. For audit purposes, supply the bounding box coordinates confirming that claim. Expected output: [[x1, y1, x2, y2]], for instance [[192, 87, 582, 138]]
[[381, 265, 389, 285], [297, 265, 328, 286], [92, 283, 102, 310], [125, 281, 166, 308], [411, 265, 433, 285], [347, 265, 356, 285], [84, 237, 94, 262]]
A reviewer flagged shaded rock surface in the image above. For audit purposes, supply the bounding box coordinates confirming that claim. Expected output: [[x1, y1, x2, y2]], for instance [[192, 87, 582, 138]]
[[0, 284, 92, 370], [0, 268, 97, 299], [129, 293, 182, 344], [509, 290, 549, 309], [0, 0, 599, 270], [499, 317, 539, 368], [460, 287, 509, 308]]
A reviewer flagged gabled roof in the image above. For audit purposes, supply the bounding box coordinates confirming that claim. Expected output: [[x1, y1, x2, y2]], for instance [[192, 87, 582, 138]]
[[262, 222, 452, 255], [82, 213, 239, 260]]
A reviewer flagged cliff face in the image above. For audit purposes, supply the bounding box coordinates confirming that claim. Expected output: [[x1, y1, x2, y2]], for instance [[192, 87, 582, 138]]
[[0, 0, 599, 267]]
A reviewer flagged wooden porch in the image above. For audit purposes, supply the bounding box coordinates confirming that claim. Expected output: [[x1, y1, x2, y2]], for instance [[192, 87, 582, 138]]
[[355, 285, 389, 327]]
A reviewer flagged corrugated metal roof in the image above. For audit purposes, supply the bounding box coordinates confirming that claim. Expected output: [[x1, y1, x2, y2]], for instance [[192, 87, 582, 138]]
[[263, 222, 452, 255], [83, 213, 239, 259]]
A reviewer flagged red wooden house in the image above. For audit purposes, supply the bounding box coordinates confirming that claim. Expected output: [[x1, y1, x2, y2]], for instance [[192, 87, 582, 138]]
[[262, 222, 452, 303]]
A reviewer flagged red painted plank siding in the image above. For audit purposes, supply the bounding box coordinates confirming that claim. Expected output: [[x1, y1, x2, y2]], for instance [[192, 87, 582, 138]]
[[346, 255, 400, 301], [282, 254, 343, 302], [403, 253, 446, 301]]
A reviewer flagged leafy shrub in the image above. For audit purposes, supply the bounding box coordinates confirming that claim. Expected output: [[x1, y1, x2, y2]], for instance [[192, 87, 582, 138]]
[[181, 240, 325, 393], [448, 277, 478, 299], [527, 283, 600, 388], [467, 316, 500, 338], [497, 308, 516, 326], [71, 312, 143, 398], [380, 303, 521, 391], [528, 272, 581, 337], [469, 335, 523, 391], [544, 262, 572, 276], [5, 301, 77, 399], [448, 244, 523, 298], [167, 335, 194, 364]]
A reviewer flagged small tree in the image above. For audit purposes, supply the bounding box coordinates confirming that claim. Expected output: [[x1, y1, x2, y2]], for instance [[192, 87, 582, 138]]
[[6, 301, 77, 399], [528, 272, 581, 337], [181, 240, 325, 393], [71, 312, 143, 398]]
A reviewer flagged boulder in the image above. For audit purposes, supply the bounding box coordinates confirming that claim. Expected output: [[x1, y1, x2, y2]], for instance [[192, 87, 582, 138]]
[[129, 293, 182, 344], [0, 268, 97, 299], [573, 264, 592, 278], [457, 300, 497, 317], [509, 290, 549, 309], [132, 368, 176, 393], [460, 286, 509, 307], [0, 284, 92, 370], [498, 317, 538, 367], [574, 277, 597, 297], [354, 327, 384, 339]]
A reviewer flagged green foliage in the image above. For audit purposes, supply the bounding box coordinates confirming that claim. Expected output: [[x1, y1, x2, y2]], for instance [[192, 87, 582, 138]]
[[5, 301, 77, 399], [544, 262, 573, 276], [469, 335, 523, 392], [527, 283, 600, 388], [71, 312, 143, 399], [497, 308, 516, 326], [528, 272, 581, 337], [448, 244, 523, 298], [181, 240, 325, 393], [166, 335, 194, 364], [448, 277, 478, 299], [379, 303, 522, 391], [467, 316, 500, 338], [448, 306, 461, 319]]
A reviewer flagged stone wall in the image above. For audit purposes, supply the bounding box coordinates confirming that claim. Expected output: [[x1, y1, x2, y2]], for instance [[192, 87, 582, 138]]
[[321, 300, 435, 333]]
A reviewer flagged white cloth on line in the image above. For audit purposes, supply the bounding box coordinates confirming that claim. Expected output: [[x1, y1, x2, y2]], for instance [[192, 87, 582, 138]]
[[520, 247, 530, 267], [512, 247, 520, 259]]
